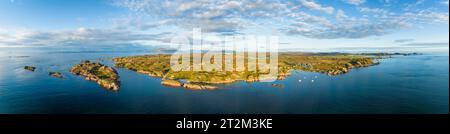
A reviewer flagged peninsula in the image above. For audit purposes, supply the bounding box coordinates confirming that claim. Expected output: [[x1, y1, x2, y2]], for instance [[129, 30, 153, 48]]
[[113, 52, 381, 90]]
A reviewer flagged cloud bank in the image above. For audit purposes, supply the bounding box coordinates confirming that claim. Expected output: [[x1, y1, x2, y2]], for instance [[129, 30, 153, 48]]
[[0, 0, 448, 47]]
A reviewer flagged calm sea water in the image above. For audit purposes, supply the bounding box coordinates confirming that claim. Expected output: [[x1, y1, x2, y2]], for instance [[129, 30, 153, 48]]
[[0, 48, 448, 114]]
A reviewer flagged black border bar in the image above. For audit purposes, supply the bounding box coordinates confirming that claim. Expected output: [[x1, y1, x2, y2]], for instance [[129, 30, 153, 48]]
[[0, 114, 448, 132]]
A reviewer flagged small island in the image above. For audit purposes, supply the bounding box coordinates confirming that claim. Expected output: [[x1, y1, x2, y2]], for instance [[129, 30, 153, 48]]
[[69, 60, 120, 91], [113, 52, 382, 90], [24, 66, 36, 72], [49, 72, 63, 78]]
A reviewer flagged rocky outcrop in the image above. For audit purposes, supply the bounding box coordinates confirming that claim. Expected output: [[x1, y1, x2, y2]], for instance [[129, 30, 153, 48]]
[[161, 79, 218, 90], [325, 58, 377, 76], [49, 72, 63, 78], [24, 66, 36, 72], [277, 71, 291, 80], [161, 80, 183, 87], [245, 75, 259, 82], [183, 83, 218, 90], [70, 60, 120, 91]]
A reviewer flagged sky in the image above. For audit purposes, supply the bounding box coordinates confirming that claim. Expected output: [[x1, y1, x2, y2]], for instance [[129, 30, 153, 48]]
[[0, 0, 448, 52]]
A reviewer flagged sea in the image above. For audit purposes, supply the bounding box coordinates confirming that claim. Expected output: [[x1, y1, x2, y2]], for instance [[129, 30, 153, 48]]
[[0, 47, 448, 114]]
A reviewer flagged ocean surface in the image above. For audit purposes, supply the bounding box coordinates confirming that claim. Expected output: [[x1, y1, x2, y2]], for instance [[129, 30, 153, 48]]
[[0, 48, 448, 114]]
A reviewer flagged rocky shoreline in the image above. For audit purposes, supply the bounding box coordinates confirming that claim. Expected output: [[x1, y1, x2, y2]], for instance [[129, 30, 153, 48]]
[[322, 58, 378, 76], [69, 60, 120, 91], [161, 80, 218, 90]]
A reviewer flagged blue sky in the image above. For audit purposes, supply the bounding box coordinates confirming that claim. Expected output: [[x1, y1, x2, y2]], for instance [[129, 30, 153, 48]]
[[0, 0, 448, 52], [0, 0, 119, 29]]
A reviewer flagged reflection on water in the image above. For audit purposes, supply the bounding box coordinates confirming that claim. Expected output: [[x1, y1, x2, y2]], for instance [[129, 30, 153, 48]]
[[0, 48, 448, 114]]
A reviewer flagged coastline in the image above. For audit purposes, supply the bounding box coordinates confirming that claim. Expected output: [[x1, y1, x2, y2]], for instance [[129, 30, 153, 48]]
[[112, 52, 404, 90]]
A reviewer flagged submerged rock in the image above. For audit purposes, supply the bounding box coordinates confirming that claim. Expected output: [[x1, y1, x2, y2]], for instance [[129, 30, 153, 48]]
[[49, 72, 63, 78], [271, 84, 284, 88], [69, 60, 120, 91], [24, 66, 36, 72]]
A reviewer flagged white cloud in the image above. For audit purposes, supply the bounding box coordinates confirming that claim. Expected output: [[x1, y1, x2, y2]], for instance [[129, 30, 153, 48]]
[[404, 0, 426, 11], [1, 0, 448, 47], [110, 0, 447, 40], [401, 10, 449, 23], [402, 42, 449, 47], [283, 4, 448, 39], [342, 0, 366, 5], [359, 7, 389, 14], [284, 16, 408, 39], [112, 0, 293, 35], [0, 28, 173, 47], [336, 10, 348, 21], [394, 39, 414, 43], [441, 0, 449, 5], [299, 0, 334, 14]]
